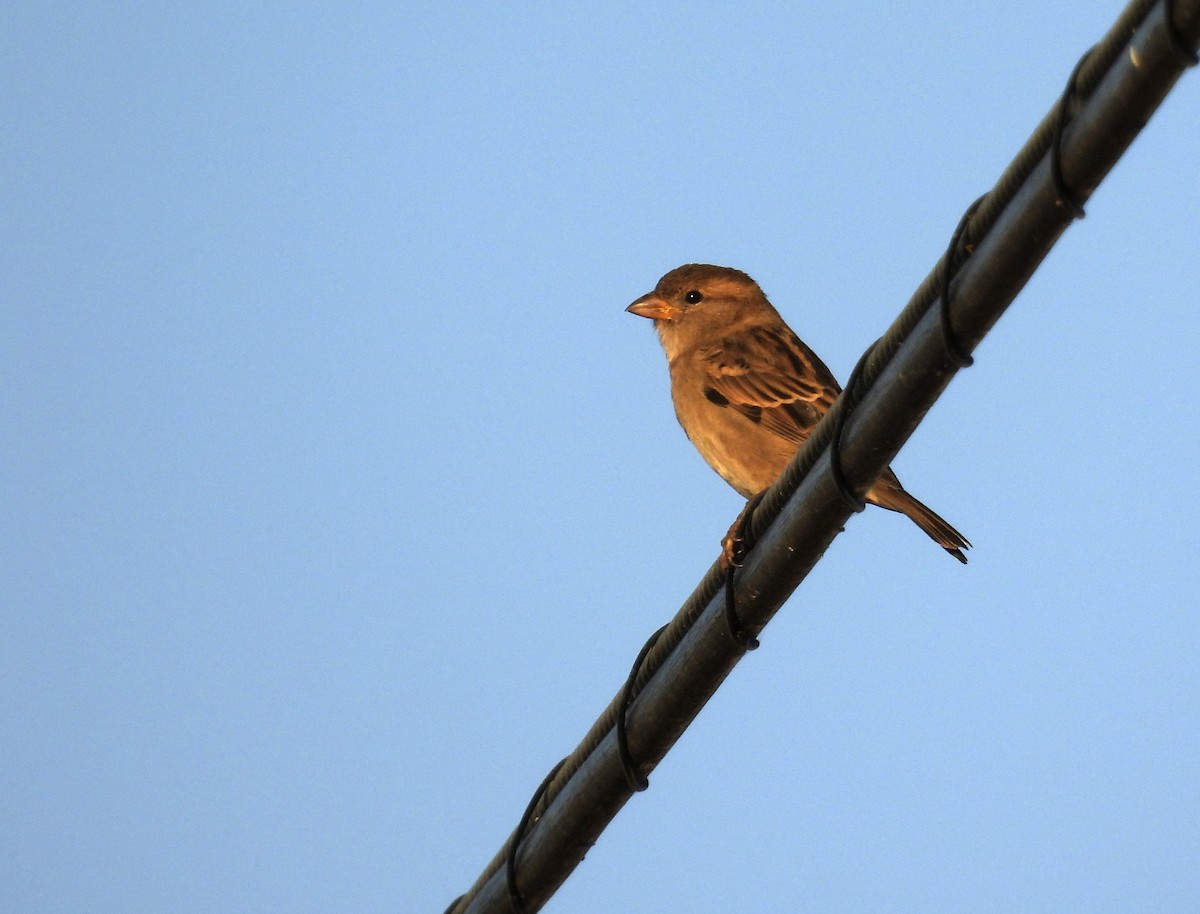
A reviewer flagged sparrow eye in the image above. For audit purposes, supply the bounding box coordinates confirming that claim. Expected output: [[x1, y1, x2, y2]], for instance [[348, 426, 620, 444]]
[[684, 290, 704, 304]]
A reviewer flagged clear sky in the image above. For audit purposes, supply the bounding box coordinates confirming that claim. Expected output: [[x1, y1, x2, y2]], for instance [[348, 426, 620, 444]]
[[4, 2, 1198, 912]]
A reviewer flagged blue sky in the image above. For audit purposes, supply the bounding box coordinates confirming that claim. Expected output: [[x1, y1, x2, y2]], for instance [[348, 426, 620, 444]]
[[4, 2, 1198, 912]]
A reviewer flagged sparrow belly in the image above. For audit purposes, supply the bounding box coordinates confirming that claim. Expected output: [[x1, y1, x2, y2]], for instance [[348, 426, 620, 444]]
[[671, 388, 798, 498]]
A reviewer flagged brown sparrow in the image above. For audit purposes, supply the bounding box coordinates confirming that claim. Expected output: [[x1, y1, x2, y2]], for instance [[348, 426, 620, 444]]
[[628, 263, 969, 563]]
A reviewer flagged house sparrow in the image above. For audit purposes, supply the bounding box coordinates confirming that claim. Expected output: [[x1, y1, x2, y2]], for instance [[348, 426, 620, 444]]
[[627, 263, 969, 563]]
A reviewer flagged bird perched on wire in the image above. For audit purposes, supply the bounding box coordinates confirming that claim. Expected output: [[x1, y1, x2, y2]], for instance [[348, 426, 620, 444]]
[[627, 263, 969, 566]]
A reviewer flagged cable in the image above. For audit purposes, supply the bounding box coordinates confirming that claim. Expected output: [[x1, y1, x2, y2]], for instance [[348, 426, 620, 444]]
[[447, 3, 1200, 910]]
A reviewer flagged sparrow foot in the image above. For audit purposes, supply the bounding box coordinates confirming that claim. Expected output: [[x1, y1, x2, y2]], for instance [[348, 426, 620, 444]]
[[720, 491, 766, 572]]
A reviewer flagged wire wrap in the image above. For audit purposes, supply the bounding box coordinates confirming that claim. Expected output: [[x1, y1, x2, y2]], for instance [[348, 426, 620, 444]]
[[939, 195, 988, 368], [502, 758, 567, 914], [616, 626, 667, 791]]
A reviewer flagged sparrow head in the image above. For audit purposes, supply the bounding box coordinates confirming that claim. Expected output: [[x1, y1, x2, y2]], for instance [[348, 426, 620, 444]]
[[626, 264, 779, 352]]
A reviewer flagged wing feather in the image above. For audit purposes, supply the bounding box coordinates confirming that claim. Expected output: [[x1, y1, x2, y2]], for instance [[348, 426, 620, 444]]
[[697, 325, 841, 445]]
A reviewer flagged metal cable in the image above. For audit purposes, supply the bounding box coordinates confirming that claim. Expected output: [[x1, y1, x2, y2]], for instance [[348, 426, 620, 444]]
[[446, 3, 1200, 911]]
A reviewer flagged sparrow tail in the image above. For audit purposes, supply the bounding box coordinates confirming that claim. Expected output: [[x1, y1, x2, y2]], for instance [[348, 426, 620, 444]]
[[868, 486, 971, 564]]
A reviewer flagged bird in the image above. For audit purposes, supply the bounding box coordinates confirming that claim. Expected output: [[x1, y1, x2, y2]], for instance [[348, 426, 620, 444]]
[[626, 263, 969, 565]]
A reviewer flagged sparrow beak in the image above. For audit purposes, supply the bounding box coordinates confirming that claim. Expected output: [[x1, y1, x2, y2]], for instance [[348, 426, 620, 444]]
[[626, 293, 683, 322]]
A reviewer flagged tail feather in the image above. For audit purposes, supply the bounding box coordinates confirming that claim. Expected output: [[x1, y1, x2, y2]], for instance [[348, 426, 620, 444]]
[[867, 483, 970, 564]]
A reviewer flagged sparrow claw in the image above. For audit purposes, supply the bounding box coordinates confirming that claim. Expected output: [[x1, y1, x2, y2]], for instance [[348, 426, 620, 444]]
[[719, 527, 743, 572], [720, 491, 766, 573]]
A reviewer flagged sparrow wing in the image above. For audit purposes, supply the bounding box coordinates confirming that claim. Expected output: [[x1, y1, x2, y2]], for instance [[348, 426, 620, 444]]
[[697, 324, 842, 445]]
